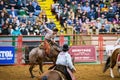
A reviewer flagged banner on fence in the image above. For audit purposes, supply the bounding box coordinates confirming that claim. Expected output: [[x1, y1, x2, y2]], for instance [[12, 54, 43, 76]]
[[0, 46, 15, 65], [69, 46, 96, 62]]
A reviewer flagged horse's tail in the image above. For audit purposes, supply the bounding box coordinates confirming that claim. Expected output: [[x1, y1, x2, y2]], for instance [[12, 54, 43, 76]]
[[103, 56, 110, 73], [41, 76, 48, 80]]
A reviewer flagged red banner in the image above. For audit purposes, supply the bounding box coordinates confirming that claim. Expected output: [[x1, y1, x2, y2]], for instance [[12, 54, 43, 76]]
[[69, 46, 96, 62]]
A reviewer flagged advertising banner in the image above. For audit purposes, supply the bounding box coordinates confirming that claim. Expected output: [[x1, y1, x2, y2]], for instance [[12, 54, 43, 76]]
[[69, 46, 96, 62], [0, 46, 15, 65]]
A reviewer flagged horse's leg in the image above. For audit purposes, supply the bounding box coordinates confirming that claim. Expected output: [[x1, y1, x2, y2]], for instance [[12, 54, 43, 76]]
[[29, 64, 35, 78], [103, 57, 110, 73], [38, 61, 43, 74], [110, 68, 114, 78], [109, 57, 117, 78]]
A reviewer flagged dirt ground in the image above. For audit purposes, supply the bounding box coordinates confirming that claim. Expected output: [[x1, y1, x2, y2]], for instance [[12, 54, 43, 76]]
[[0, 64, 120, 80]]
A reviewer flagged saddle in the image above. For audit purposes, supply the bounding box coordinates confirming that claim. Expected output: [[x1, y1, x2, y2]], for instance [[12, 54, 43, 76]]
[[39, 40, 61, 55], [54, 65, 73, 80]]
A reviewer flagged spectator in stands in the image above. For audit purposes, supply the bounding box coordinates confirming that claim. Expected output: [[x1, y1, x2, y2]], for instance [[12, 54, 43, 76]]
[[8, 7, 18, 18], [101, 4, 109, 13], [95, 9, 102, 19], [77, 3, 82, 10], [107, 7, 115, 22], [66, 16, 74, 26], [1, 20, 10, 35], [26, 1, 35, 14], [52, 1, 59, 13], [33, 22, 40, 35], [20, 15, 27, 24], [20, 23, 29, 35], [80, 23, 88, 34], [7, 15, 13, 24], [21, 0, 27, 7], [9, 0, 17, 8], [39, 10, 48, 22], [104, 19, 111, 32], [26, 21, 33, 35], [104, 0, 110, 7], [39, 22, 46, 35], [27, 13, 35, 25], [68, 9, 75, 20], [111, 22, 118, 34], [75, 9, 82, 19], [110, 2, 117, 13], [95, 18, 102, 30], [2, 8, 9, 18], [113, 14, 120, 24], [79, 14, 87, 23], [32, 0, 41, 16], [60, 8, 68, 26], [55, 5, 62, 20], [82, 2, 91, 13], [13, 17, 20, 26], [90, 4, 96, 12], [0, 0, 5, 11], [58, 0, 66, 7], [11, 24, 21, 36], [87, 9, 96, 21], [70, 1, 77, 13], [8, 23, 14, 35], [16, 0, 23, 9], [99, 25, 107, 34], [99, 14, 106, 24], [32, 0, 38, 9], [41, 12, 48, 22], [73, 21, 81, 34], [0, 12, 7, 27]]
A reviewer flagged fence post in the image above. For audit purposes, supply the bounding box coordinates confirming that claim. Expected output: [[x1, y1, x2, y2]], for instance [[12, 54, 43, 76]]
[[98, 35, 103, 64], [17, 36, 23, 65], [12, 36, 16, 46], [59, 35, 64, 46]]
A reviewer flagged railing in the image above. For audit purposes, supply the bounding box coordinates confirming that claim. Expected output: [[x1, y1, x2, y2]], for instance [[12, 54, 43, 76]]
[[0, 34, 120, 65]]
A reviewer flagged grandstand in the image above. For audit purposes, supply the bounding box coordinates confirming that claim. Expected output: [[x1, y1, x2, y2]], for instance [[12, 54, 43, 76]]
[[0, 0, 119, 35]]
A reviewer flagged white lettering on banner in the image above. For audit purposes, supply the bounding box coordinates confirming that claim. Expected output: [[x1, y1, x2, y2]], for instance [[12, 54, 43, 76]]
[[0, 51, 13, 60], [72, 49, 91, 53]]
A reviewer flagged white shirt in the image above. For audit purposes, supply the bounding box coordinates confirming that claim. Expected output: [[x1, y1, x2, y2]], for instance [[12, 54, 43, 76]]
[[56, 51, 75, 70], [44, 25, 56, 41]]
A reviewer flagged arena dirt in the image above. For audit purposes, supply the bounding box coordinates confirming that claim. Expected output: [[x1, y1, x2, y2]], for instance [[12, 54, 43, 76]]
[[0, 64, 120, 80]]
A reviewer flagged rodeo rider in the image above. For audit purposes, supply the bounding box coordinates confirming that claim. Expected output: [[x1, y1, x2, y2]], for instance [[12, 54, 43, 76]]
[[55, 44, 76, 80], [41, 22, 61, 55]]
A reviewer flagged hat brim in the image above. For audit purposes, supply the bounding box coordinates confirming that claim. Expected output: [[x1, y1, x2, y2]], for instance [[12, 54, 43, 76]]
[[62, 48, 69, 51]]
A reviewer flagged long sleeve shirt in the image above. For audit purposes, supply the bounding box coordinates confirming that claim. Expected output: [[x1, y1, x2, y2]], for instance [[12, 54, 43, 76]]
[[44, 25, 56, 41], [56, 51, 75, 70]]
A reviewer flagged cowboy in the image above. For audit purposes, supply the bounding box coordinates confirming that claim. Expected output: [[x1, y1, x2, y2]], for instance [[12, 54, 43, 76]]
[[41, 23, 60, 55], [55, 44, 76, 80]]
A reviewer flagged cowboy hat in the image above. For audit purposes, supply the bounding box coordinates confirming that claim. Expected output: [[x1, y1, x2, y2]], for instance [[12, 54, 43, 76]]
[[62, 44, 69, 51]]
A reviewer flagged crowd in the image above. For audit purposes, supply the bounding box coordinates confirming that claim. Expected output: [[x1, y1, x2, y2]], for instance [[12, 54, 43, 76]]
[[0, 0, 57, 36], [0, 0, 120, 36], [52, 0, 120, 34]]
